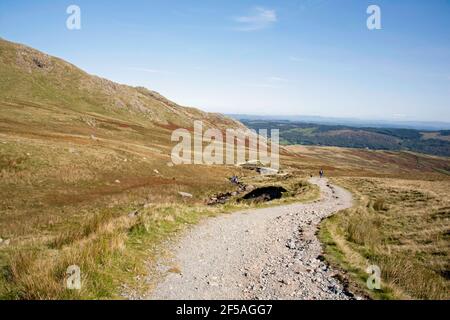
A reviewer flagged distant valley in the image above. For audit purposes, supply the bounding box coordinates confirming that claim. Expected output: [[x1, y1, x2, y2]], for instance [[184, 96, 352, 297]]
[[238, 119, 450, 157]]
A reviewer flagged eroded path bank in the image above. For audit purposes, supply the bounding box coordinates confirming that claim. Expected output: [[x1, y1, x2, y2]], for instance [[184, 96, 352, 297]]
[[147, 178, 354, 300]]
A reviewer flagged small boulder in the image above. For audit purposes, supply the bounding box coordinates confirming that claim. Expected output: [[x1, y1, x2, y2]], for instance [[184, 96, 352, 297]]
[[178, 192, 193, 198], [286, 239, 297, 250], [128, 210, 139, 218]]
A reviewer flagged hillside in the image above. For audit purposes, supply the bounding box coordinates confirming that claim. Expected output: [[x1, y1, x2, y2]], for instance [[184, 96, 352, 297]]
[[0, 37, 249, 243], [0, 39, 448, 300], [0, 37, 251, 245], [0, 39, 251, 299], [240, 120, 450, 157], [0, 38, 244, 135]]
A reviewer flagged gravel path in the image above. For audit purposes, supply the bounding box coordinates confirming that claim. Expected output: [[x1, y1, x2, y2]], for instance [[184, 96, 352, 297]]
[[148, 178, 355, 300]]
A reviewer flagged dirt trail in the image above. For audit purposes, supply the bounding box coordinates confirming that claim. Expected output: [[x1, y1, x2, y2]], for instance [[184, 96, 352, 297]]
[[147, 178, 355, 300]]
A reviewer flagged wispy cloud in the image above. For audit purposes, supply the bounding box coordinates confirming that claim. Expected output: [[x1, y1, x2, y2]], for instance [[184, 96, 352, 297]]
[[267, 76, 288, 82], [289, 56, 305, 62], [245, 76, 288, 89], [245, 83, 281, 89], [233, 7, 277, 32]]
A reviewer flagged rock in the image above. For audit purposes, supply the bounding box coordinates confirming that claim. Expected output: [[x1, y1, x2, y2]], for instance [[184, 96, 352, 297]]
[[206, 191, 235, 205], [115, 180, 121, 184], [207, 280, 219, 287], [128, 210, 139, 218], [286, 239, 296, 249], [328, 285, 340, 294], [279, 279, 290, 285], [178, 192, 193, 198], [2, 239, 10, 246], [90, 135, 97, 140], [258, 167, 279, 176], [167, 162, 174, 167], [294, 267, 303, 275]]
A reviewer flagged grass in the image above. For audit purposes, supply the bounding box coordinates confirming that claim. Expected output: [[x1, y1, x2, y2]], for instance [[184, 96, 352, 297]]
[[2, 135, 448, 299], [2, 139, 449, 300], [0, 175, 318, 300], [319, 177, 450, 300], [1, 38, 449, 300], [0, 132, 318, 299]]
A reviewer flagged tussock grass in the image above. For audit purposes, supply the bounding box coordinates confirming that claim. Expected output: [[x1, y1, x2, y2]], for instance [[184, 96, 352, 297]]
[[0, 136, 317, 299], [319, 177, 450, 300]]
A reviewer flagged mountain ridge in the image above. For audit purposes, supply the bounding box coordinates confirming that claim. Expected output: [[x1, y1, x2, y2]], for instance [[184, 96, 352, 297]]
[[0, 38, 243, 132]]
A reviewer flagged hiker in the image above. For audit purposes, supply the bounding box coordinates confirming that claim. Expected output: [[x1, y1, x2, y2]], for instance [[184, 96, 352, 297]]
[[230, 175, 239, 185], [319, 169, 324, 178]]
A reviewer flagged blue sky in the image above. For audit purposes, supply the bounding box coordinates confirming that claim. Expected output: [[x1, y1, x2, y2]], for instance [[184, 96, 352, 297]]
[[1, 0, 449, 121]]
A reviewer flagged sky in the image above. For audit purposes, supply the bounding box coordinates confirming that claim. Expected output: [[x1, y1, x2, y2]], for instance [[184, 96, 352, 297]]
[[0, 0, 449, 122]]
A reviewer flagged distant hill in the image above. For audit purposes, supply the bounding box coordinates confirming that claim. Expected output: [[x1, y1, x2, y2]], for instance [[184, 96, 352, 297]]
[[230, 114, 450, 131], [240, 119, 450, 157]]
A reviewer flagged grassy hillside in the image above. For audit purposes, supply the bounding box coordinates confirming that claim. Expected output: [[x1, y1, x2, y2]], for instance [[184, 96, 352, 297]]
[[0, 38, 242, 131], [242, 120, 450, 157], [0, 38, 248, 299], [284, 146, 449, 299], [0, 38, 250, 244], [320, 177, 449, 300], [0, 39, 318, 299], [0, 38, 448, 300]]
